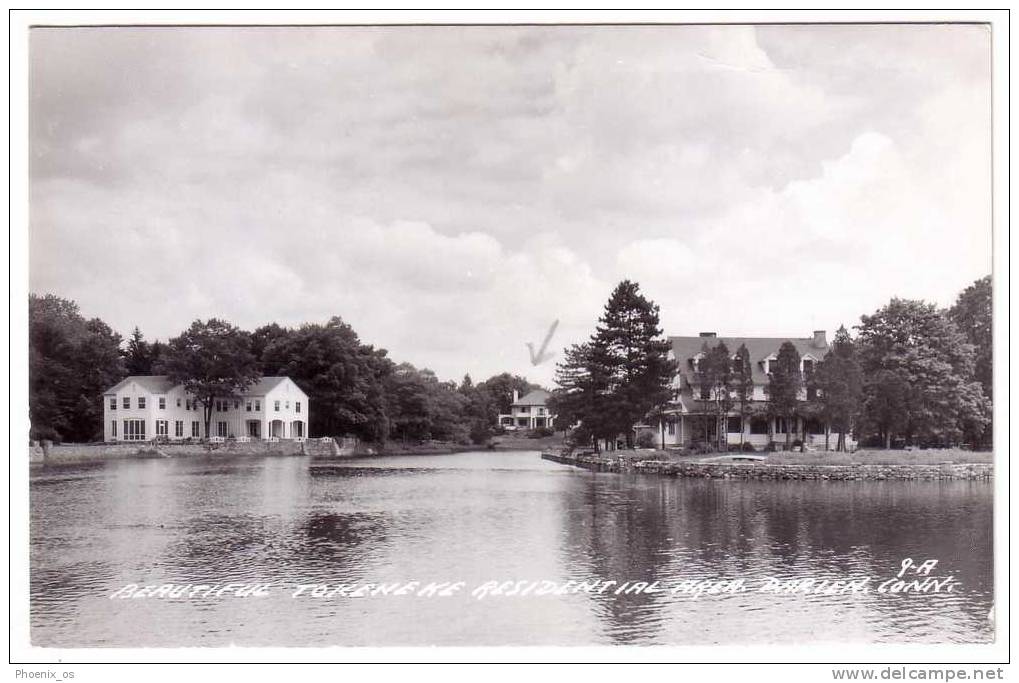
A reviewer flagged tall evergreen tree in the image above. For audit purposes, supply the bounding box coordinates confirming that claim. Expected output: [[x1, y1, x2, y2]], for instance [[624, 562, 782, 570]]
[[766, 341, 802, 449], [815, 326, 864, 451], [588, 281, 676, 448], [705, 341, 734, 451], [732, 343, 754, 449]]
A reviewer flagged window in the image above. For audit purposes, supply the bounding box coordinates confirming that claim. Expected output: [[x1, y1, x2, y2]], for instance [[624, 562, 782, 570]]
[[774, 417, 788, 434], [155, 420, 168, 436], [235, 401, 240, 410], [519, 406, 530, 413], [699, 386, 710, 400], [802, 360, 814, 375], [538, 407, 545, 415], [123, 419, 145, 441], [176, 398, 182, 408], [111, 420, 117, 437], [293, 422, 304, 438], [217, 421, 228, 437], [255, 400, 261, 411], [285, 401, 290, 409], [123, 397, 130, 409], [186, 399, 191, 411], [215, 400, 221, 412], [158, 397, 166, 410], [727, 417, 742, 433], [174, 420, 184, 437], [110, 398, 117, 410], [295, 401, 301, 414], [666, 422, 675, 436], [191, 421, 200, 438], [807, 386, 818, 401], [274, 400, 280, 412], [246, 401, 252, 412], [138, 397, 146, 409], [750, 417, 769, 435]]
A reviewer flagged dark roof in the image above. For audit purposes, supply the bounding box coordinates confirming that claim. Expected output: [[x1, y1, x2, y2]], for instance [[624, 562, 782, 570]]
[[670, 335, 828, 386], [512, 389, 551, 407]]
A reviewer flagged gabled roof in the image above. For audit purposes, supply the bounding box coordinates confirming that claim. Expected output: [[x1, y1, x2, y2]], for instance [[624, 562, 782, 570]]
[[103, 375, 305, 397], [512, 389, 551, 407], [670, 335, 828, 385], [104, 375, 177, 395]]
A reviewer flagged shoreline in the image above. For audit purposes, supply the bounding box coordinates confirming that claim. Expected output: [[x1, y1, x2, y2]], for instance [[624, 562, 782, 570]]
[[542, 450, 994, 481]]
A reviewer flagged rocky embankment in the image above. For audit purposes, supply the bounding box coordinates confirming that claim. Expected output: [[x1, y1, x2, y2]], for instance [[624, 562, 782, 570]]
[[541, 451, 993, 481]]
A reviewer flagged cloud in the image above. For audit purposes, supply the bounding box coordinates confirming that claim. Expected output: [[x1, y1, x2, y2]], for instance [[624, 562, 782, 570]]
[[29, 24, 991, 384]]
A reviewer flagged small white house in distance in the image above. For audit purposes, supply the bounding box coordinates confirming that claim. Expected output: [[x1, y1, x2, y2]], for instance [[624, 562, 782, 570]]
[[102, 375, 309, 443], [497, 389, 556, 430]]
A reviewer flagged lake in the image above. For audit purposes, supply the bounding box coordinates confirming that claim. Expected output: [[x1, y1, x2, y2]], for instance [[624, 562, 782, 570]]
[[29, 451, 994, 647]]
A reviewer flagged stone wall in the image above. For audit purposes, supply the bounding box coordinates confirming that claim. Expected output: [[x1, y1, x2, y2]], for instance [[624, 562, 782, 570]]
[[30, 438, 339, 464], [542, 452, 993, 481]]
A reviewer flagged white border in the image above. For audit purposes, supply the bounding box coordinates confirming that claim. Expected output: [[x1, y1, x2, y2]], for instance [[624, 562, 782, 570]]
[[7, 8, 1011, 670]]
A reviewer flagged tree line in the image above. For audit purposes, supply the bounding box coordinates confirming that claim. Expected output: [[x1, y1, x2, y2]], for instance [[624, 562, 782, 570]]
[[28, 296, 539, 444], [551, 276, 992, 451]]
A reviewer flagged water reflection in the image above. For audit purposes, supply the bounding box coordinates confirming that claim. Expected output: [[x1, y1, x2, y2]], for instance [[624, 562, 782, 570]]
[[29, 453, 992, 647]]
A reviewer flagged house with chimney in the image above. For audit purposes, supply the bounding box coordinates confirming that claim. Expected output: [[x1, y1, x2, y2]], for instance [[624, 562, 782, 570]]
[[497, 389, 556, 431], [651, 330, 854, 451], [102, 375, 309, 443]]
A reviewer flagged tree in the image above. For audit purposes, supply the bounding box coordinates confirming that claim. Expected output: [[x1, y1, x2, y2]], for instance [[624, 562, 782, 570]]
[[162, 318, 260, 439], [948, 275, 992, 447], [124, 327, 163, 375], [705, 341, 734, 451], [29, 294, 126, 442], [259, 317, 393, 441], [549, 342, 612, 449], [948, 275, 992, 399], [857, 298, 989, 448], [475, 373, 539, 416], [766, 341, 802, 449], [814, 326, 864, 451], [385, 363, 468, 443], [584, 281, 676, 448], [732, 344, 754, 449]]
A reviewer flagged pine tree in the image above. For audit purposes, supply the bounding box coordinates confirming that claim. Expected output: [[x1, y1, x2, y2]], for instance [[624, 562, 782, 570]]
[[733, 344, 754, 449], [766, 341, 802, 449], [589, 281, 676, 448], [815, 326, 864, 451]]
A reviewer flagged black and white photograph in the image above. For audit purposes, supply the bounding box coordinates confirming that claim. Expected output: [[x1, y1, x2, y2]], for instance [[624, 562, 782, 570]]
[[10, 10, 1009, 671]]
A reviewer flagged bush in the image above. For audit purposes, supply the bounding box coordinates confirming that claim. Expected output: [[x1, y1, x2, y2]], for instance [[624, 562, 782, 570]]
[[528, 426, 555, 438], [691, 441, 715, 455], [636, 431, 657, 449], [742, 442, 757, 452], [792, 439, 804, 448]]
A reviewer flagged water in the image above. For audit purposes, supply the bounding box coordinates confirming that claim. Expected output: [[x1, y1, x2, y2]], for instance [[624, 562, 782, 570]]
[[30, 451, 994, 647]]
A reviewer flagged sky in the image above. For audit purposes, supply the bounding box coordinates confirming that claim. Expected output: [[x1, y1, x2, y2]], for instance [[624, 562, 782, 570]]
[[29, 24, 992, 387]]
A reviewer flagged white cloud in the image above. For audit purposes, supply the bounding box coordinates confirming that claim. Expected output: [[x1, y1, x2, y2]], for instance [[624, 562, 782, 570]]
[[29, 25, 991, 384]]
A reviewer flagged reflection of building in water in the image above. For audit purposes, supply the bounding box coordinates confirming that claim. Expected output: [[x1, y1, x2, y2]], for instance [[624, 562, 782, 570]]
[[556, 477, 993, 644]]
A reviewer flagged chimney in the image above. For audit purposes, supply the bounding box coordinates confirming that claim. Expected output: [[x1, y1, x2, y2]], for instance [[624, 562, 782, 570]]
[[813, 330, 827, 348], [699, 332, 717, 338], [512, 390, 519, 403]]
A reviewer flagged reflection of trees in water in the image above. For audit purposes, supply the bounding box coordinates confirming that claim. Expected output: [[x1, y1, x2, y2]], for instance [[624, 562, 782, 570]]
[[294, 511, 388, 582], [560, 476, 992, 644], [166, 513, 275, 582]]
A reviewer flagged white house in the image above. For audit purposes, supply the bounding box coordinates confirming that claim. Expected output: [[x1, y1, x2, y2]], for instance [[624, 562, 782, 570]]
[[102, 375, 309, 443], [497, 389, 556, 430]]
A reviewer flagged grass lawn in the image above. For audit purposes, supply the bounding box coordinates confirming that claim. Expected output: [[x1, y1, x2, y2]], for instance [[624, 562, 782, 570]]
[[600, 447, 992, 466], [760, 448, 992, 465]]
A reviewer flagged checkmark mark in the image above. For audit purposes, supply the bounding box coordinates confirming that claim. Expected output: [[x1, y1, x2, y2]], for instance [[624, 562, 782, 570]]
[[527, 319, 559, 366]]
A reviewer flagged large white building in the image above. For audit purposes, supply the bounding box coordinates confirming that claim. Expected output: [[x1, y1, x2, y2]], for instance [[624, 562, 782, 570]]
[[102, 375, 309, 443]]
